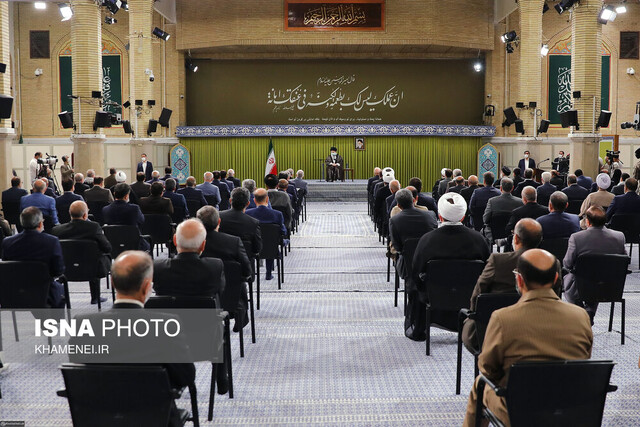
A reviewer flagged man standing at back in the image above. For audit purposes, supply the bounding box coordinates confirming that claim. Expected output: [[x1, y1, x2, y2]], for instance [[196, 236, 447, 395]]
[[463, 249, 593, 427], [2, 176, 28, 209], [136, 153, 153, 181]]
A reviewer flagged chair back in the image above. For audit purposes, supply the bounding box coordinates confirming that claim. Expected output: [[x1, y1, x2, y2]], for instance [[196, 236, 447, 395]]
[[609, 214, 640, 244], [43, 215, 54, 234], [141, 214, 173, 245], [473, 293, 520, 348], [59, 240, 100, 282], [566, 199, 582, 215], [219, 187, 231, 210], [0, 261, 50, 308], [171, 206, 187, 224], [424, 259, 485, 312], [470, 206, 485, 232], [87, 201, 110, 225], [574, 254, 629, 303], [204, 194, 219, 208], [186, 200, 201, 218], [271, 206, 290, 231], [259, 223, 282, 260], [57, 203, 72, 224], [2, 201, 21, 228], [539, 238, 570, 267], [60, 363, 174, 427], [488, 212, 511, 240], [505, 360, 615, 427], [103, 225, 140, 259], [221, 260, 244, 315], [400, 238, 421, 280]]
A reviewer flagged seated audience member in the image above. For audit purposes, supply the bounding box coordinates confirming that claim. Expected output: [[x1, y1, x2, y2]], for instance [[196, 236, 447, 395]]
[[537, 191, 580, 239], [277, 178, 296, 214], [511, 167, 523, 186], [388, 177, 438, 214], [20, 179, 58, 225], [512, 168, 541, 198], [227, 169, 241, 189], [564, 206, 627, 322], [460, 175, 480, 207], [243, 179, 260, 209], [575, 168, 593, 190], [483, 178, 520, 240], [1, 207, 65, 307], [196, 171, 221, 207], [211, 171, 231, 205], [84, 169, 95, 187], [71, 250, 196, 425], [447, 169, 463, 190], [578, 173, 614, 229], [2, 176, 29, 209], [178, 176, 208, 209], [153, 219, 225, 298], [139, 182, 174, 217], [52, 201, 111, 304], [163, 178, 188, 219], [43, 175, 57, 198], [246, 188, 287, 281], [83, 176, 114, 203], [220, 170, 234, 191], [448, 176, 466, 194], [219, 187, 262, 259], [463, 248, 593, 427], [160, 166, 173, 182], [368, 167, 382, 195], [265, 174, 293, 232], [506, 186, 549, 233], [114, 171, 140, 205], [102, 183, 149, 251], [409, 193, 490, 341], [104, 167, 118, 189], [389, 188, 437, 278], [291, 170, 308, 195], [469, 172, 500, 229], [536, 172, 558, 207], [550, 169, 565, 189], [385, 180, 401, 215], [73, 173, 89, 197], [131, 172, 152, 198], [611, 173, 630, 196], [437, 168, 454, 196], [146, 170, 160, 184], [562, 174, 589, 202], [431, 168, 447, 201], [0, 210, 10, 237], [56, 179, 83, 222], [389, 186, 428, 218], [606, 177, 640, 220], [494, 166, 511, 188]]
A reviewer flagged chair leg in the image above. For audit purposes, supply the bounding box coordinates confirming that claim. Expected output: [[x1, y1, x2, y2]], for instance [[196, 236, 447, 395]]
[[248, 281, 256, 344], [281, 249, 285, 284], [277, 257, 282, 290], [387, 256, 391, 282], [621, 298, 625, 345], [474, 355, 479, 377], [394, 270, 399, 308], [12, 310, 19, 342], [188, 383, 200, 427], [238, 316, 245, 358], [256, 260, 261, 311], [608, 302, 614, 332], [456, 329, 463, 395], [106, 274, 109, 289], [208, 363, 216, 421], [425, 308, 431, 356], [224, 319, 234, 399]]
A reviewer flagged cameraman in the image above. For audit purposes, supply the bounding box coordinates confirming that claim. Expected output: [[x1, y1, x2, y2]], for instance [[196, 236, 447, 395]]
[[29, 152, 42, 184], [60, 155, 74, 181]]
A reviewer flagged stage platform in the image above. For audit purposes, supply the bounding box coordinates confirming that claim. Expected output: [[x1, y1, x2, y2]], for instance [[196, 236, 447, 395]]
[[306, 179, 368, 202]]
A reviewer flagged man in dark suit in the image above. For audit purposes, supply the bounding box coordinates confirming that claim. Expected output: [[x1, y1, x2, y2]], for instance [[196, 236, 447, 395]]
[[83, 176, 114, 204], [575, 169, 593, 190], [409, 193, 490, 340], [448, 176, 466, 194], [606, 177, 640, 220], [517, 150, 535, 171], [44, 177, 58, 198], [196, 172, 222, 208], [52, 200, 111, 304], [469, 172, 500, 230], [163, 178, 188, 221], [1, 207, 65, 307], [511, 167, 523, 186], [211, 171, 231, 205], [279, 172, 298, 213], [219, 187, 262, 260], [374, 171, 394, 231], [146, 170, 161, 184], [562, 174, 589, 202], [290, 170, 308, 195], [437, 168, 453, 196], [550, 169, 565, 189], [265, 174, 293, 233], [405, 177, 437, 214], [20, 179, 58, 225], [535, 172, 558, 207], [104, 168, 118, 189], [537, 191, 580, 239], [220, 170, 234, 191], [483, 178, 521, 240], [56, 179, 83, 224], [139, 182, 174, 217], [227, 169, 241, 189], [131, 172, 152, 199], [2, 177, 29, 229], [159, 166, 173, 182], [512, 168, 541, 198], [493, 166, 511, 189], [246, 188, 287, 281], [460, 175, 480, 207], [506, 186, 549, 232], [178, 176, 208, 209], [103, 183, 150, 251], [73, 173, 90, 198], [136, 153, 153, 181], [385, 179, 401, 216], [611, 173, 630, 196]]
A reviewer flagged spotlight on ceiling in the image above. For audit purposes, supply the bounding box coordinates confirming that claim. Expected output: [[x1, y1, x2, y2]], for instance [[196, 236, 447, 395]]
[[103, 0, 122, 15], [59, 4, 73, 21], [615, 4, 627, 13], [514, 119, 525, 135], [598, 6, 617, 24], [122, 100, 131, 109], [152, 27, 170, 41], [105, 16, 117, 25], [34, 2, 47, 10], [538, 119, 550, 134], [541, 44, 550, 56], [555, 0, 577, 15], [473, 61, 482, 72], [596, 110, 612, 129], [501, 31, 517, 44], [559, 109, 579, 130], [185, 58, 198, 73], [502, 107, 518, 127]]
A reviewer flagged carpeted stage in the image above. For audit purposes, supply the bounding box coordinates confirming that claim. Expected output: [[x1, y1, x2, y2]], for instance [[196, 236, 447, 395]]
[[2, 199, 640, 426]]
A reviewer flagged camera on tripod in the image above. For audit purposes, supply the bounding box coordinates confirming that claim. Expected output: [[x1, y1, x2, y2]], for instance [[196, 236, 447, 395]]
[[621, 101, 640, 130], [37, 153, 58, 168], [606, 150, 620, 162]]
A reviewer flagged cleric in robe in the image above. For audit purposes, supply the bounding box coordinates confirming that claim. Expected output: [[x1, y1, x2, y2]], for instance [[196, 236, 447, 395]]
[[325, 147, 344, 182]]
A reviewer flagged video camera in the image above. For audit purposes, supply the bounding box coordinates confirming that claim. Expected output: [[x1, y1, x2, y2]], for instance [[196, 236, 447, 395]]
[[605, 150, 620, 162], [37, 153, 58, 168], [621, 102, 640, 130]]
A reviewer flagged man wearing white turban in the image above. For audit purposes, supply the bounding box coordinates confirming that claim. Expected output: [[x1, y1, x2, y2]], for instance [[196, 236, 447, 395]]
[[405, 192, 490, 341]]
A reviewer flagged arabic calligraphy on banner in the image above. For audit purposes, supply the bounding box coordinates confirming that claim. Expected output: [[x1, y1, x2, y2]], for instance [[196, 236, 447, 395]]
[[557, 67, 572, 115], [286, 1, 384, 31]]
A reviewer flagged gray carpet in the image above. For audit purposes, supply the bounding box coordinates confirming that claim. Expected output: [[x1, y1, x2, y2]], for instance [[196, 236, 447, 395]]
[[1, 201, 640, 426]]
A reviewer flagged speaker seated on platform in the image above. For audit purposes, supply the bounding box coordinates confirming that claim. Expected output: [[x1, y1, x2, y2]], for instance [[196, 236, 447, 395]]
[[596, 110, 612, 129], [514, 119, 525, 134], [503, 107, 517, 126], [58, 111, 73, 129], [147, 119, 158, 135], [158, 108, 172, 127], [538, 119, 550, 134], [93, 110, 112, 130], [122, 120, 133, 134], [559, 109, 579, 129], [0, 94, 13, 119]]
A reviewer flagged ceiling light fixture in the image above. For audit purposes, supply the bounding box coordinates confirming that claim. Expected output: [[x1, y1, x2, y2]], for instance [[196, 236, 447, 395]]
[[59, 4, 73, 21]]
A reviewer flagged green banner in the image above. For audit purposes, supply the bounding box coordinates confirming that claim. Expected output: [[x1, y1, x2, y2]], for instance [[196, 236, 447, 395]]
[[548, 55, 610, 124]]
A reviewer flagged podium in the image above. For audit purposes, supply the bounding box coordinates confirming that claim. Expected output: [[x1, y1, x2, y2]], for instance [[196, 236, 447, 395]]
[[534, 168, 545, 183]]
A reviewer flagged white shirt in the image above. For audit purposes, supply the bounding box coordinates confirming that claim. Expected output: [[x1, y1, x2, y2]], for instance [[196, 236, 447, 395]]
[[114, 298, 144, 307], [29, 158, 40, 184], [524, 158, 530, 170], [141, 161, 147, 174]]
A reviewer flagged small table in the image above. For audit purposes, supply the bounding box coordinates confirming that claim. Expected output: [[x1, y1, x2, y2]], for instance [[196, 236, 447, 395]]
[[343, 168, 354, 182]]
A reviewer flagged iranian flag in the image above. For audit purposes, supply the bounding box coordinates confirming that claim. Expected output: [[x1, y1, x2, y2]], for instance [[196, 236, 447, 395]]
[[265, 139, 277, 176]]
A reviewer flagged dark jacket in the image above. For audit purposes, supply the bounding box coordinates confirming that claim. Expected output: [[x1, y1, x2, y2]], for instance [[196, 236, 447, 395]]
[[2, 186, 29, 206], [245, 205, 287, 236], [73, 182, 90, 198], [506, 202, 549, 232], [136, 161, 154, 181], [460, 185, 479, 207], [389, 206, 438, 254], [130, 181, 151, 198], [103, 200, 145, 230], [219, 208, 262, 257], [139, 195, 174, 216], [178, 187, 207, 208], [606, 191, 640, 220], [163, 191, 188, 218], [153, 252, 225, 298], [513, 179, 541, 198], [536, 182, 558, 207], [202, 231, 253, 280], [56, 191, 83, 222], [576, 175, 593, 190], [562, 184, 589, 201], [537, 211, 581, 239], [51, 219, 112, 254], [83, 186, 114, 203]]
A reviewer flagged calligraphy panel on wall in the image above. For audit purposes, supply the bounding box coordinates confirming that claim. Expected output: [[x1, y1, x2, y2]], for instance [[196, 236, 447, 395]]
[[547, 39, 610, 125], [186, 59, 485, 126], [285, 0, 384, 31]]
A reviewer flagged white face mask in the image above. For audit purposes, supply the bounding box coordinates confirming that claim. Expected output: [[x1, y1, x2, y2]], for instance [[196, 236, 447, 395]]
[[141, 157, 146, 162], [524, 154, 529, 159]]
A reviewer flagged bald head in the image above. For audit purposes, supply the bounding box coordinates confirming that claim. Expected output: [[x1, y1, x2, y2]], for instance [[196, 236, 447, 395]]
[[254, 187, 268, 205], [33, 179, 46, 193], [522, 186, 537, 203], [111, 251, 154, 298], [389, 180, 401, 193], [69, 200, 88, 220], [174, 219, 207, 253], [513, 218, 542, 250], [373, 167, 381, 176], [204, 172, 213, 182], [517, 249, 558, 290], [467, 175, 478, 186]]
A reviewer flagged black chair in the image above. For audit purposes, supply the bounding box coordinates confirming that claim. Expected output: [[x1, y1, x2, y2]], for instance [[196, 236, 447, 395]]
[[58, 363, 199, 427], [573, 253, 630, 344], [59, 239, 110, 307], [395, 238, 420, 309], [272, 205, 291, 241], [87, 201, 110, 225], [566, 199, 583, 215], [609, 213, 640, 266], [186, 200, 202, 218], [221, 260, 255, 357], [539, 237, 570, 267], [218, 187, 231, 211], [487, 213, 511, 251], [142, 214, 175, 257], [102, 225, 145, 259], [145, 295, 233, 421], [470, 206, 485, 232], [476, 360, 616, 427], [456, 293, 520, 394], [43, 215, 55, 234], [256, 224, 284, 306], [1, 201, 21, 231], [423, 259, 486, 355], [57, 203, 72, 224], [204, 195, 219, 208]]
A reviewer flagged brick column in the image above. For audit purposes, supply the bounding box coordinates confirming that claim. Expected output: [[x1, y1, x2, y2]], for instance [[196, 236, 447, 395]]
[[0, 1, 16, 192], [128, 0, 157, 172], [569, 0, 602, 177], [70, 0, 106, 175], [518, 0, 544, 137]]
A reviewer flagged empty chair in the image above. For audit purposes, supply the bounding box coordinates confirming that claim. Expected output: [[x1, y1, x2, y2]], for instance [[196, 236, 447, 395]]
[[539, 238, 569, 268], [59, 239, 110, 308], [476, 360, 616, 427], [186, 200, 202, 218], [608, 213, 640, 266], [103, 225, 143, 259], [255, 224, 284, 308], [142, 214, 174, 257]]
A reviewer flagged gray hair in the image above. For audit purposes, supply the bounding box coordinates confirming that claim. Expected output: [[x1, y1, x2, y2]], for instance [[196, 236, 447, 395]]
[[522, 186, 537, 202], [20, 206, 43, 230], [395, 188, 414, 209], [541, 171, 551, 183], [500, 177, 514, 192], [196, 205, 220, 232], [242, 179, 256, 193], [204, 171, 213, 182], [151, 170, 160, 178], [296, 170, 304, 179], [452, 168, 462, 177], [175, 219, 207, 251]]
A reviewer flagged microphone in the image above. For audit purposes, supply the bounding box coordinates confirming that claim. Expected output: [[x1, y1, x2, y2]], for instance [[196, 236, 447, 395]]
[[538, 158, 551, 166]]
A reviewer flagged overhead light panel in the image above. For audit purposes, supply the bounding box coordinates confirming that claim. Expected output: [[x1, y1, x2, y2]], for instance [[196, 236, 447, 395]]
[[186, 58, 198, 73], [615, 4, 626, 13], [152, 27, 170, 41], [473, 61, 482, 72], [541, 44, 549, 56], [34, 2, 47, 10], [598, 6, 616, 24], [59, 4, 73, 21]]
